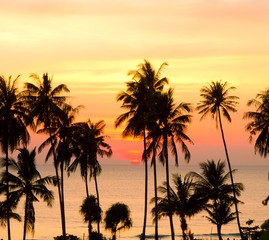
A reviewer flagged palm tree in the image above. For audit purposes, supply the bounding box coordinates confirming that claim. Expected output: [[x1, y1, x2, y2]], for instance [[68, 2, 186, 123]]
[[69, 119, 111, 236], [244, 89, 269, 207], [104, 203, 132, 240], [0, 75, 30, 240], [149, 88, 193, 240], [80, 195, 102, 240], [38, 104, 81, 232], [196, 80, 244, 239], [151, 174, 205, 240], [115, 60, 168, 240], [244, 89, 269, 159], [3, 148, 56, 240], [205, 200, 237, 240], [189, 160, 244, 240], [23, 73, 69, 240]]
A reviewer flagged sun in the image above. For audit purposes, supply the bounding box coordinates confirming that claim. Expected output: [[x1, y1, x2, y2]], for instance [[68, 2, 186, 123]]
[[131, 159, 140, 165]]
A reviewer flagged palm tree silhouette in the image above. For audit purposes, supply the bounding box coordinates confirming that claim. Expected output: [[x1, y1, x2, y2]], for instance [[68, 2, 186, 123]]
[[115, 60, 168, 240], [189, 160, 244, 240], [149, 88, 193, 240], [39, 104, 81, 233], [80, 195, 102, 240], [4, 148, 56, 240], [205, 200, 237, 240], [244, 89, 269, 159], [244, 89, 269, 206], [197, 80, 244, 239], [23, 73, 69, 240], [104, 202, 132, 240], [69, 119, 111, 236], [0, 75, 30, 240], [152, 174, 205, 240]]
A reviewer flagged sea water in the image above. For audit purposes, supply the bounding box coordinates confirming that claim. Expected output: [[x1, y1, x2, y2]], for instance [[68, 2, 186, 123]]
[[1, 164, 269, 240]]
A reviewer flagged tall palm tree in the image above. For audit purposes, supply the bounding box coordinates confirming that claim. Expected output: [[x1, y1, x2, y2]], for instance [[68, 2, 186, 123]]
[[0, 75, 30, 240], [150, 88, 193, 240], [104, 202, 132, 240], [3, 148, 56, 240], [38, 104, 81, 233], [80, 195, 102, 240], [244, 89, 269, 207], [151, 174, 205, 240], [69, 119, 112, 236], [115, 60, 168, 240], [189, 160, 244, 240], [23, 73, 69, 240], [244, 89, 269, 159], [197, 80, 244, 239]]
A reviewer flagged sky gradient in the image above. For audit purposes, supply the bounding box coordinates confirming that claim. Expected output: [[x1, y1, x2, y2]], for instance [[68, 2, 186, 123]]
[[1, 0, 269, 165]]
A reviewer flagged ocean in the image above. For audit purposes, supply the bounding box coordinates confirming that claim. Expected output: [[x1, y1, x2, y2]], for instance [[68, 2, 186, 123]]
[[1, 164, 269, 240]]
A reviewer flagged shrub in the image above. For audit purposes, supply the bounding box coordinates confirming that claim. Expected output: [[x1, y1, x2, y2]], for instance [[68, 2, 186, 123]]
[[53, 234, 80, 240]]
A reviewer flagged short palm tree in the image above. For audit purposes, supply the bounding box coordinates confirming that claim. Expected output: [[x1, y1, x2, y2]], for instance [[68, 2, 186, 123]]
[[3, 148, 56, 240], [189, 160, 244, 240], [0, 75, 30, 240], [149, 88, 193, 240], [115, 60, 168, 240], [23, 73, 69, 239], [104, 202, 132, 240], [80, 195, 102, 240], [151, 174, 205, 240], [197, 80, 244, 239], [205, 200, 237, 240]]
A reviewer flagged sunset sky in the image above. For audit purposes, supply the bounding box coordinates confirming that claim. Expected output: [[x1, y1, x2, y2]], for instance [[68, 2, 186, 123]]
[[1, 0, 268, 165]]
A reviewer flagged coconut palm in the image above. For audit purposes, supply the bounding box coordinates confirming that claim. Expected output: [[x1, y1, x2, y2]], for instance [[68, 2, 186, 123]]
[[115, 60, 168, 240], [38, 104, 81, 232], [151, 174, 205, 240], [104, 203, 132, 240], [80, 195, 102, 240], [189, 160, 244, 240], [0, 75, 30, 240], [148, 88, 193, 240], [23, 73, 69, 239], [205, 200, 237, 240], [68, 119, 111, 235], [244, 89, 269, 158], [2, 148, 56, 240], [196, 80, 244, 239]]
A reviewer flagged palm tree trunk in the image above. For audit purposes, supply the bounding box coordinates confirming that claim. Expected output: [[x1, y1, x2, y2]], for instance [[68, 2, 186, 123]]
[[85, 167, 89, 198], [4, 123, 11, 240], [180, 215, 187, 240], [23, 196, 28, 240], [217, 224, 222, 240], [94, 169, 100, 235], [88, 221, 92, 240], [60, 162, 67, 239], [141, 129, 148, 240], [164, 132, 175, 240], [153, 152, 158, 240], [218, 110, 244, 240]]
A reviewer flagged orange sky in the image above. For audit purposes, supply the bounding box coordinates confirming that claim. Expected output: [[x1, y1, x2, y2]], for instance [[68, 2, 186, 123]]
[[1, 0, 269, 165]]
